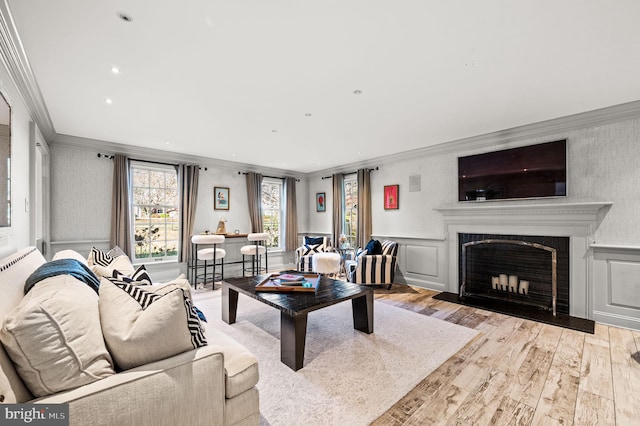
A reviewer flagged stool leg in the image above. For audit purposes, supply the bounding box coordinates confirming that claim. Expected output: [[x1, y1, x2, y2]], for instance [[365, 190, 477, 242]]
[[204, 260, 208, 285], [242, 255, 246, 277], [255, 241, 259, 274], [213, 247, 217, 287]]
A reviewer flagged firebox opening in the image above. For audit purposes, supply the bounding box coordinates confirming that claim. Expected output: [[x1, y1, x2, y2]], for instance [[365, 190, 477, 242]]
[[458, 233, 570, 316]]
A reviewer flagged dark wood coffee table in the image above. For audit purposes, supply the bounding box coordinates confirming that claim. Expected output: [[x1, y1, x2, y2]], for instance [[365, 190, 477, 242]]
[[222, 274, 373, 371]]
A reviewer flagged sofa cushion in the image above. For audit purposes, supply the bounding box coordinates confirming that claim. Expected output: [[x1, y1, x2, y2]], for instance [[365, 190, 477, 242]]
[[0, 247, 47, 403], [0, 275, 115, 397], [52, 249, 89, 266], [204, 325, 259, 398], [99, 278, 207, 370]]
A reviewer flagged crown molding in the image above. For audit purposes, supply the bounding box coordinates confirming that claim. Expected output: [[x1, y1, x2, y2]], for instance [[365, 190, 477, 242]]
[[51, 133, 306, 179], [312, 100, 640, 177], [0, 1, 55, 141]]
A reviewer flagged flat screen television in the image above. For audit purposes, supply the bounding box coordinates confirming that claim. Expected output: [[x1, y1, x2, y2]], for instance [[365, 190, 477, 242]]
[[458, 140, 567, 201]]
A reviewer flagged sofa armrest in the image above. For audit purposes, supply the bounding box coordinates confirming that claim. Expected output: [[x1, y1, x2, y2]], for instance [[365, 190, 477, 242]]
[[34, 346, 226, 426], [351, 254, 397, 284]]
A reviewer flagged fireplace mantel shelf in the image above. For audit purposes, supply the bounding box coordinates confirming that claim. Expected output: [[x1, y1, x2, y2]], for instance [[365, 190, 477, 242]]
[[435, 201, 613, 217]]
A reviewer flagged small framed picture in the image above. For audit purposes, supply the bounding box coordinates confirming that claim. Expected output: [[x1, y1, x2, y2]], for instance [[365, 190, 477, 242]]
[[384, 185, 399, 210], [316, 192, 326, 212], [214, 187, 229, 210]]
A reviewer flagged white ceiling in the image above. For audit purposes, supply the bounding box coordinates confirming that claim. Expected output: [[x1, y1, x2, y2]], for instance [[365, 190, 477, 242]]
[[7, 0, 640, 173]]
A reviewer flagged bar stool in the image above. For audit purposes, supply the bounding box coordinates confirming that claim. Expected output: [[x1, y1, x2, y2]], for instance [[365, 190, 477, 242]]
[[240, 232, 269, 276], [191, 234, 226, 287]]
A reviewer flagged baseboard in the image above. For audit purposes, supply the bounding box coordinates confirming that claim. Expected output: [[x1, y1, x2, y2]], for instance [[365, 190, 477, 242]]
[[593, 310, 640, 332]]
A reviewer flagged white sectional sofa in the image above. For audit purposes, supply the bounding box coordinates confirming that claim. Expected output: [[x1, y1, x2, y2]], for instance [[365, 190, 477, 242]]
[[0, 247, 259, 426]]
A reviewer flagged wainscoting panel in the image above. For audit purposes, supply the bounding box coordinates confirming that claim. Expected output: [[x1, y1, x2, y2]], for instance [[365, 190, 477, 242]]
[[372, 235, 447, 291], [406, 245, 438, 277], [592, 244, 640, 331], [609, 261, 640, 308]]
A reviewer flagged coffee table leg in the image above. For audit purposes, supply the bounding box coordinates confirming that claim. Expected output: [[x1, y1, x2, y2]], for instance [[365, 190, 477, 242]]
[[352, 291, 374, 333], [222, 284, 238, 324], [281, 312, 307, 371]]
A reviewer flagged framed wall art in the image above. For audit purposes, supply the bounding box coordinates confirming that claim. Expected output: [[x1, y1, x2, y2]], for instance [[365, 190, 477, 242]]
[[384, 185, 399, 210], [316, 192, 326, 212], [214, 187, 229, 210]]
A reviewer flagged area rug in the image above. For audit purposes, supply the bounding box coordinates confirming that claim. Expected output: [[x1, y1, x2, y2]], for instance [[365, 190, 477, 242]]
[[193, 290, 478, 426]]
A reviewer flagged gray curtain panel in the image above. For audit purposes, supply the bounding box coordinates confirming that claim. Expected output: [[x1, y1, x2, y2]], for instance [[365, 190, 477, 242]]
[[246, 172, 263, 233], [110, 154, 131, 256], [284, 177, 298, 252], [357, 168, 372, 248], [332, 173, 344, 248], [179, 164, 199, 263]]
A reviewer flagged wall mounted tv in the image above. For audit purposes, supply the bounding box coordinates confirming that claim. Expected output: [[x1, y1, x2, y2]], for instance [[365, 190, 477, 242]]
[[458, 139, 567, 201]]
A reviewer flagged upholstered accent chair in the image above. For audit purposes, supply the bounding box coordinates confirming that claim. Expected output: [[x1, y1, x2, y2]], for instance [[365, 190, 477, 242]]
[[347, 239, 398, 289], [295, 236, 333, 272]]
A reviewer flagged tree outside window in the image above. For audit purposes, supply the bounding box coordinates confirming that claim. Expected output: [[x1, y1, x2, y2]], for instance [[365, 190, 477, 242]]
[[343, 175, 358, 248], [131, 163, 179, 262], [262, 178, 283, 249]]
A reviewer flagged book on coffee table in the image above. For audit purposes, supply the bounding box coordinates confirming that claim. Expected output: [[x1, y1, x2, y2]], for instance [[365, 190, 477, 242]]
[[255, 273, 320, 292]]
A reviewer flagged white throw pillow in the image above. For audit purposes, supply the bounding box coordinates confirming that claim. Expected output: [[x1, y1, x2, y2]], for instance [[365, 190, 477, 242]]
[[99, 278, 207, 370], [0, 276, 115, 397]]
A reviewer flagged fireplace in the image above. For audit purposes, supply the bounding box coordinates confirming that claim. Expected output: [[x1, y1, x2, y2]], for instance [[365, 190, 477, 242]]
[[435, 201, 611, 333], [458, 233, 570, 316]]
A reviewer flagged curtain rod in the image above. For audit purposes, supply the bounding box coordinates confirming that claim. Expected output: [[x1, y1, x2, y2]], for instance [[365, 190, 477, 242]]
[[98, 153, 207, 170], [238, 171, 300, 182], [321, 166, 378, 180]]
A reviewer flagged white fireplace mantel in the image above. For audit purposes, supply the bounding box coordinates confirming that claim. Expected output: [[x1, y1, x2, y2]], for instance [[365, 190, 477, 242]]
[[436, 201, 613, 320]]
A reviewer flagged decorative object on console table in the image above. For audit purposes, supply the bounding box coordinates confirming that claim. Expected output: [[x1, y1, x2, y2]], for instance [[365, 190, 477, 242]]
[[316, 192, 326, 212], [384, 185, 399, 210], [214, 186, 229, 210], [215, 217, 227, 235]]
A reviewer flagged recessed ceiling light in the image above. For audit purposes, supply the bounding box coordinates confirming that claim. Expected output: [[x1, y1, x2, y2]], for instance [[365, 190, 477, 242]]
[[272, 130, 278, 133], [305, 113, 312, 117], [232, 154, 236, 157], [111, 67, 120, 74], [165, 142, 170, 145], [117, 12, 133, 22], [353, 89, 362, 95], [105, 98, 113, 105]]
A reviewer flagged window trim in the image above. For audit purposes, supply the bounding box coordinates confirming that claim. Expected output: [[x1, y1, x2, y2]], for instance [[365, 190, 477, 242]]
[[261, 177, 284, 251], [342, 174, 358, 248], [129, 160, 180, 264]]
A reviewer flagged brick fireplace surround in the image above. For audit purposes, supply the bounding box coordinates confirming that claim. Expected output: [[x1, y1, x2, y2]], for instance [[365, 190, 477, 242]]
[[436, 201, 612, 322]]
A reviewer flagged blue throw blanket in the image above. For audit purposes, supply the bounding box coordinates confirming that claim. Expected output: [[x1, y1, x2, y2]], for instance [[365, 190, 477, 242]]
[[24, 259, 101, 295]]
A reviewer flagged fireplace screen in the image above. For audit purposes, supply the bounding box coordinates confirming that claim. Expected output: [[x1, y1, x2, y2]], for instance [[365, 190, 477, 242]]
[[460, 235, 569, 316]]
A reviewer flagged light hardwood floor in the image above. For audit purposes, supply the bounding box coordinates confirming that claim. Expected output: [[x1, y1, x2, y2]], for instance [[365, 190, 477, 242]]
[[370, 285, 640, 426]]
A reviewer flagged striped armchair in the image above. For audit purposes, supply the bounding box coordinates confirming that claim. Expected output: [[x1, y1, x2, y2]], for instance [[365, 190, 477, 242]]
[[347, 240, 398, 289], [295, 236, 333, 272]]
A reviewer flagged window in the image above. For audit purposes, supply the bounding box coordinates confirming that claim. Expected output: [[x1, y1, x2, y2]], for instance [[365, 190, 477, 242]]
[[262, 178, 283, 249], [130, 162, 179, 262], [343, 175, 358, 248]]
